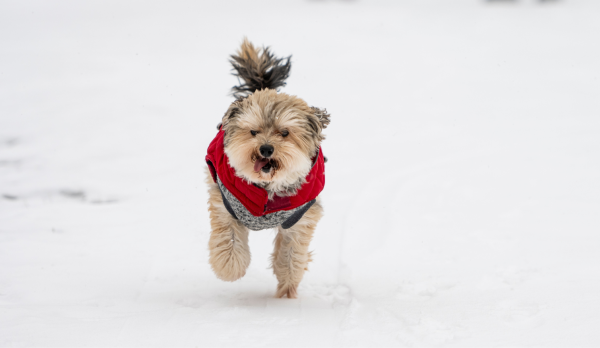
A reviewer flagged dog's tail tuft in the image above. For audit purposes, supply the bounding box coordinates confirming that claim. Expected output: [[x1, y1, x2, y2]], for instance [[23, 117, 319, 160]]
[[230, 38, 291, 99]]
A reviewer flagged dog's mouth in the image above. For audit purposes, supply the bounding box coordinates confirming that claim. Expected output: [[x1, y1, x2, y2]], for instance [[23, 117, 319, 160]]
[[254, 157, 273, 173]]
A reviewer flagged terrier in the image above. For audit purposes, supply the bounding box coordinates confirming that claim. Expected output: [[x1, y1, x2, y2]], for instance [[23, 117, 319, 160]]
[[205, 39, 330, 298]]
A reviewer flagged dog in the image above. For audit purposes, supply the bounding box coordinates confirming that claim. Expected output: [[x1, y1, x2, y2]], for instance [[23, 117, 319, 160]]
[[205, 39, 330, 298]]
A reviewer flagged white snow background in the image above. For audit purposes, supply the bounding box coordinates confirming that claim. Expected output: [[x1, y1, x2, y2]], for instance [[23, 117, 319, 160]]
[[1, 0, 600, 346]]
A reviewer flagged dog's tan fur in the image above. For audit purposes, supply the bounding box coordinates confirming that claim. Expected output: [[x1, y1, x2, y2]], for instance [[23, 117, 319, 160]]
[[223, 90, 324, 197], [206, 171, 251, 282], [207, 39, 329, 298], [271, 198, 323, 298]]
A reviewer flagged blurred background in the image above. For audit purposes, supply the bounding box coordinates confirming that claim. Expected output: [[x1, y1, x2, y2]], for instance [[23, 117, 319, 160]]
[[1, 0, 599, 346]]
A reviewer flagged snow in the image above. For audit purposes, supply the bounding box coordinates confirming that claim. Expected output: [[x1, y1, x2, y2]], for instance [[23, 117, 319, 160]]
[[1, 0, 600, 346]]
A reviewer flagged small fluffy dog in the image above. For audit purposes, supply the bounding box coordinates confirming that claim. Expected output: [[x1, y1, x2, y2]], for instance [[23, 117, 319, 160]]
[[205, 39, 330, 298]]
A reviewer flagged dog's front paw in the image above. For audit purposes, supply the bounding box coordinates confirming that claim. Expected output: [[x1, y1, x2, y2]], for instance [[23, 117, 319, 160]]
[[209, 238, 250, 282], [275, 283, 298, 299]]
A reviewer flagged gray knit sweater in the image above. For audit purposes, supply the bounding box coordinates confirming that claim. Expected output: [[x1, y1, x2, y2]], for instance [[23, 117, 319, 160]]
[[217, 177, 315, 231]]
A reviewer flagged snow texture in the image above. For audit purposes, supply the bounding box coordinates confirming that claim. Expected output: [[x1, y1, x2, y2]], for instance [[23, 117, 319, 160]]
[[1, 0, 600, 346]]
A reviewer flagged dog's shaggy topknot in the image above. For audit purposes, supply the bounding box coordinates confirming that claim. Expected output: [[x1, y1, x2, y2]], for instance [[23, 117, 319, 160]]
[[230, 38, 292, 99]]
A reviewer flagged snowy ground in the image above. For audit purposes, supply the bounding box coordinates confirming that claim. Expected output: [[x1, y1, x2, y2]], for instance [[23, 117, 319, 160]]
[[1, 0, 600, 346]]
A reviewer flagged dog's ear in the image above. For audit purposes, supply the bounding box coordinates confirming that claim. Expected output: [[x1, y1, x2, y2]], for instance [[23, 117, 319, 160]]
[[311, 107, 331, 129], [305, 107, 330, 144], [221, 102, 243, 129]]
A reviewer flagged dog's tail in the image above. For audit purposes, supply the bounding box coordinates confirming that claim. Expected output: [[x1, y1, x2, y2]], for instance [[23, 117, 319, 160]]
[[230, 38, 291, 99]]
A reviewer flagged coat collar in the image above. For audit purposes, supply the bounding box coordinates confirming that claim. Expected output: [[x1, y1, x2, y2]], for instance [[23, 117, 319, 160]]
[[206, 129, 325, 217]]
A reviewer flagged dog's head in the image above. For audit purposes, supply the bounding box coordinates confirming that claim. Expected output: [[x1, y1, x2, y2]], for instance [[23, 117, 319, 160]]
[[222, 90, 329, 192], [220, 39, 330, 194]]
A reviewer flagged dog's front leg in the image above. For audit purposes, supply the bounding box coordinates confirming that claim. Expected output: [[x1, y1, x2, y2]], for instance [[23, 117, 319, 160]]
[[271, 199, 323, 298], [207, 181, 251, 282]]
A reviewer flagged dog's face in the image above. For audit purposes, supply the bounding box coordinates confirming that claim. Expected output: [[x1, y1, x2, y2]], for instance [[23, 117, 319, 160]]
[[221, 89, 329, 192]]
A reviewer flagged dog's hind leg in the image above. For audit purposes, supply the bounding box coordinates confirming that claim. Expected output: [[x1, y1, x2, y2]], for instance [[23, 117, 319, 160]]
[[207, 178, 250, 282], [271, 198, 323, 299]]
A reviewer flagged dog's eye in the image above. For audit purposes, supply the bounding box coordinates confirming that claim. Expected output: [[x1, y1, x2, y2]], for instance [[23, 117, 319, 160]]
[[281, 130, 289, 137], [250, 130, 257, 136]]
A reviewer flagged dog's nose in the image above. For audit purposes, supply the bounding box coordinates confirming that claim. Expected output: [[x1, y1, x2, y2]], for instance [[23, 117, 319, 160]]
[[259, 144, 274, 158]]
